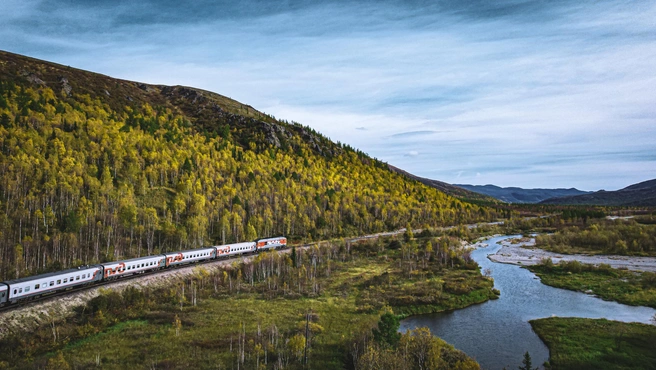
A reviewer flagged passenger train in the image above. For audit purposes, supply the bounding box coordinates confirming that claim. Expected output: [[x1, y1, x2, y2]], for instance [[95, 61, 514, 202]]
[[0, 236, 286, 306]]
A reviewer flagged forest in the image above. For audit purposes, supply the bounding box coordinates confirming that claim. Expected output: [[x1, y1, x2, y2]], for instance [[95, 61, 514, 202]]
[[0, 56, 501, 280], [534, 219, 656, 256]]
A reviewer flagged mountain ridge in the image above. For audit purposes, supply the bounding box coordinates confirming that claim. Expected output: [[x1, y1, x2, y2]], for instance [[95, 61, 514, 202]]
[[387, 165, 498, 202], [539, 179, 656, 206], [455, 184, 591, 204]]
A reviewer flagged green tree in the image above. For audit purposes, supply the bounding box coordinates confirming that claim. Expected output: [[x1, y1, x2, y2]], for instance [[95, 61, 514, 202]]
[[519, 351, 535, 370], [404, 223, 414, 242], [46, 351, 70, 370], [291, 246, 298, 268], [373, 312, 401, 347]]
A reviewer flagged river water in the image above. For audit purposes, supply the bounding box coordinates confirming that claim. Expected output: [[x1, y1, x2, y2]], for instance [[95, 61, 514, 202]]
[[400, 235, 656, 370]]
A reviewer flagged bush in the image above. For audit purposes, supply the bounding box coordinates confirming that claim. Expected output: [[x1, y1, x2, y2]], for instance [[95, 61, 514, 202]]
[[642, 272, 656, 288], [560, 260, 583, 273]]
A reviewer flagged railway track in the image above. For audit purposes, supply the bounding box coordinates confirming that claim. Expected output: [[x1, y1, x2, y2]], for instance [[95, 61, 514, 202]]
[[0, 222, 499, 316]]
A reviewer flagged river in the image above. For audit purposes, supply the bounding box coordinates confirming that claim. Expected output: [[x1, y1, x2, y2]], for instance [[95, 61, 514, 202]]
[[400, 235, 656, 370]]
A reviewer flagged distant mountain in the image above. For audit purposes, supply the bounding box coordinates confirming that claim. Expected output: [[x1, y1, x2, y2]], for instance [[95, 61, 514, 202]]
[[388, 165, 498, 202], [539, 179, 656, 206], [454, 184, 591, 204]]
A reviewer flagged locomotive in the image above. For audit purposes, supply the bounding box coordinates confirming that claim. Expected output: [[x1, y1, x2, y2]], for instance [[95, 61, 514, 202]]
[[0, 236, 286, 306]]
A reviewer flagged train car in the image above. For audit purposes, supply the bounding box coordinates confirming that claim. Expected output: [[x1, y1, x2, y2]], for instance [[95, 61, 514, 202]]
[[256, 236, 287, 252], [4, 265, 103, 304], [164, 247, 216, 267], [0, 283, 8, 305], [101, 255, 166, 280], [214, 242, 256, 258]]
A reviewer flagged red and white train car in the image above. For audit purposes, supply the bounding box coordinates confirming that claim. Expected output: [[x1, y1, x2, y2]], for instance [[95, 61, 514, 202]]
[[164, 247, 216, 267], [214, 242, 256, 258], [256, 237, 287, 251], [102, 255, 166, 280]]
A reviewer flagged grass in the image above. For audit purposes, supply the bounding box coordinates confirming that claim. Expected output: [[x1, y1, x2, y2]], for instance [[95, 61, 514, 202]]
[[527, 261, 656, 308], [0, 237, 497, 369], [530, 317, 656, 370]]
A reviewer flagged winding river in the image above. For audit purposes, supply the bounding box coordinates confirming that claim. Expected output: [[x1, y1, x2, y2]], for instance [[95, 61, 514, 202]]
[[400, 235, 656, 370]]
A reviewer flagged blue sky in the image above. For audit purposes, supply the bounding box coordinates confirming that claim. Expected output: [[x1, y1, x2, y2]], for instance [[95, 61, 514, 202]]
[[3, 0, 655, 190]]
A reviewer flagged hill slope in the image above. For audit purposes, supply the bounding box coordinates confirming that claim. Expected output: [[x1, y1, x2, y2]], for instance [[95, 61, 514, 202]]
[[455, 184, 590, 204], [388, 165, 497, 202], [539, 179, 656, 206], [0, 50, 497, 279]]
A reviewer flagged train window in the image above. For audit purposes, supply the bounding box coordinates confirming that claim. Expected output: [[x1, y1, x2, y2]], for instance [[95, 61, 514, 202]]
[[14, 289, 17, 295], [19, 288, 22, 293], [63, 278, 68, 283], [50, 281, 54, 286], [76, 276, 80, 280], [142, 264, 145, 267], [57, 279, 61, 284], [24, 287, 30, 292], [35, 284, 40, 289]]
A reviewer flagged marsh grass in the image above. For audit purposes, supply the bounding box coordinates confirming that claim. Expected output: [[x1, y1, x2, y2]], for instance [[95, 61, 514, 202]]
[[528, 261, 656, 308], [530, 317, 656, 370]]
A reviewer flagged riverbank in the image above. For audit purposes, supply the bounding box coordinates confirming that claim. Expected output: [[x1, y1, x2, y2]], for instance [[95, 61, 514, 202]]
[[488, 237, 656, 272]]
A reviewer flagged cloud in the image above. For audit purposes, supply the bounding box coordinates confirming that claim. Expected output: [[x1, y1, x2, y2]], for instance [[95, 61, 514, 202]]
[[2, 0, 655, 190], [404, 150, 419, 157], [388, 131, 436, 139]]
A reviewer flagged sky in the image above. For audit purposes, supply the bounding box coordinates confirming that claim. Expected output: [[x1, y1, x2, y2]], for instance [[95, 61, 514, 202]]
[[2, 0, 655, 190]]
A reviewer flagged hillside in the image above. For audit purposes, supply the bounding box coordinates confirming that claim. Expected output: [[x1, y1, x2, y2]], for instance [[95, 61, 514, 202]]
[[540, 179, 656, 206], [388, 165, 497, 202], [0, 50, 498, 280], [455, 184, 590, 204]]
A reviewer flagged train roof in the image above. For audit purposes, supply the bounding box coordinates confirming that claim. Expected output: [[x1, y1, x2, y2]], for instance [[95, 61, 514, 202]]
[[256, 236, 286, 241], [100, 254, 165, 266], [164, 246, 217, 255], [3, 265, 102, 285]]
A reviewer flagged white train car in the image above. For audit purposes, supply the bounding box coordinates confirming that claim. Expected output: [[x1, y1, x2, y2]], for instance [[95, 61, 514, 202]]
[[164, 247, 216, 267], [4, 265, 103, 304], [102, 255, 166, 280], [214, 242, 256, 258], [0, 283, 8, 305], [256, 236, 287, 252]]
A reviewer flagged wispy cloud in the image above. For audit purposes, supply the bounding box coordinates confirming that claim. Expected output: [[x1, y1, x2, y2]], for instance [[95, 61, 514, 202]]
[[2, 0, 655, 189]]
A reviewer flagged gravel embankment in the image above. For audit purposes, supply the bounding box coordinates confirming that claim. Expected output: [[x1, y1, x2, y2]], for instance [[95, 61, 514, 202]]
[[488, 238, 656, 273], [0, 251, 289, 338]]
